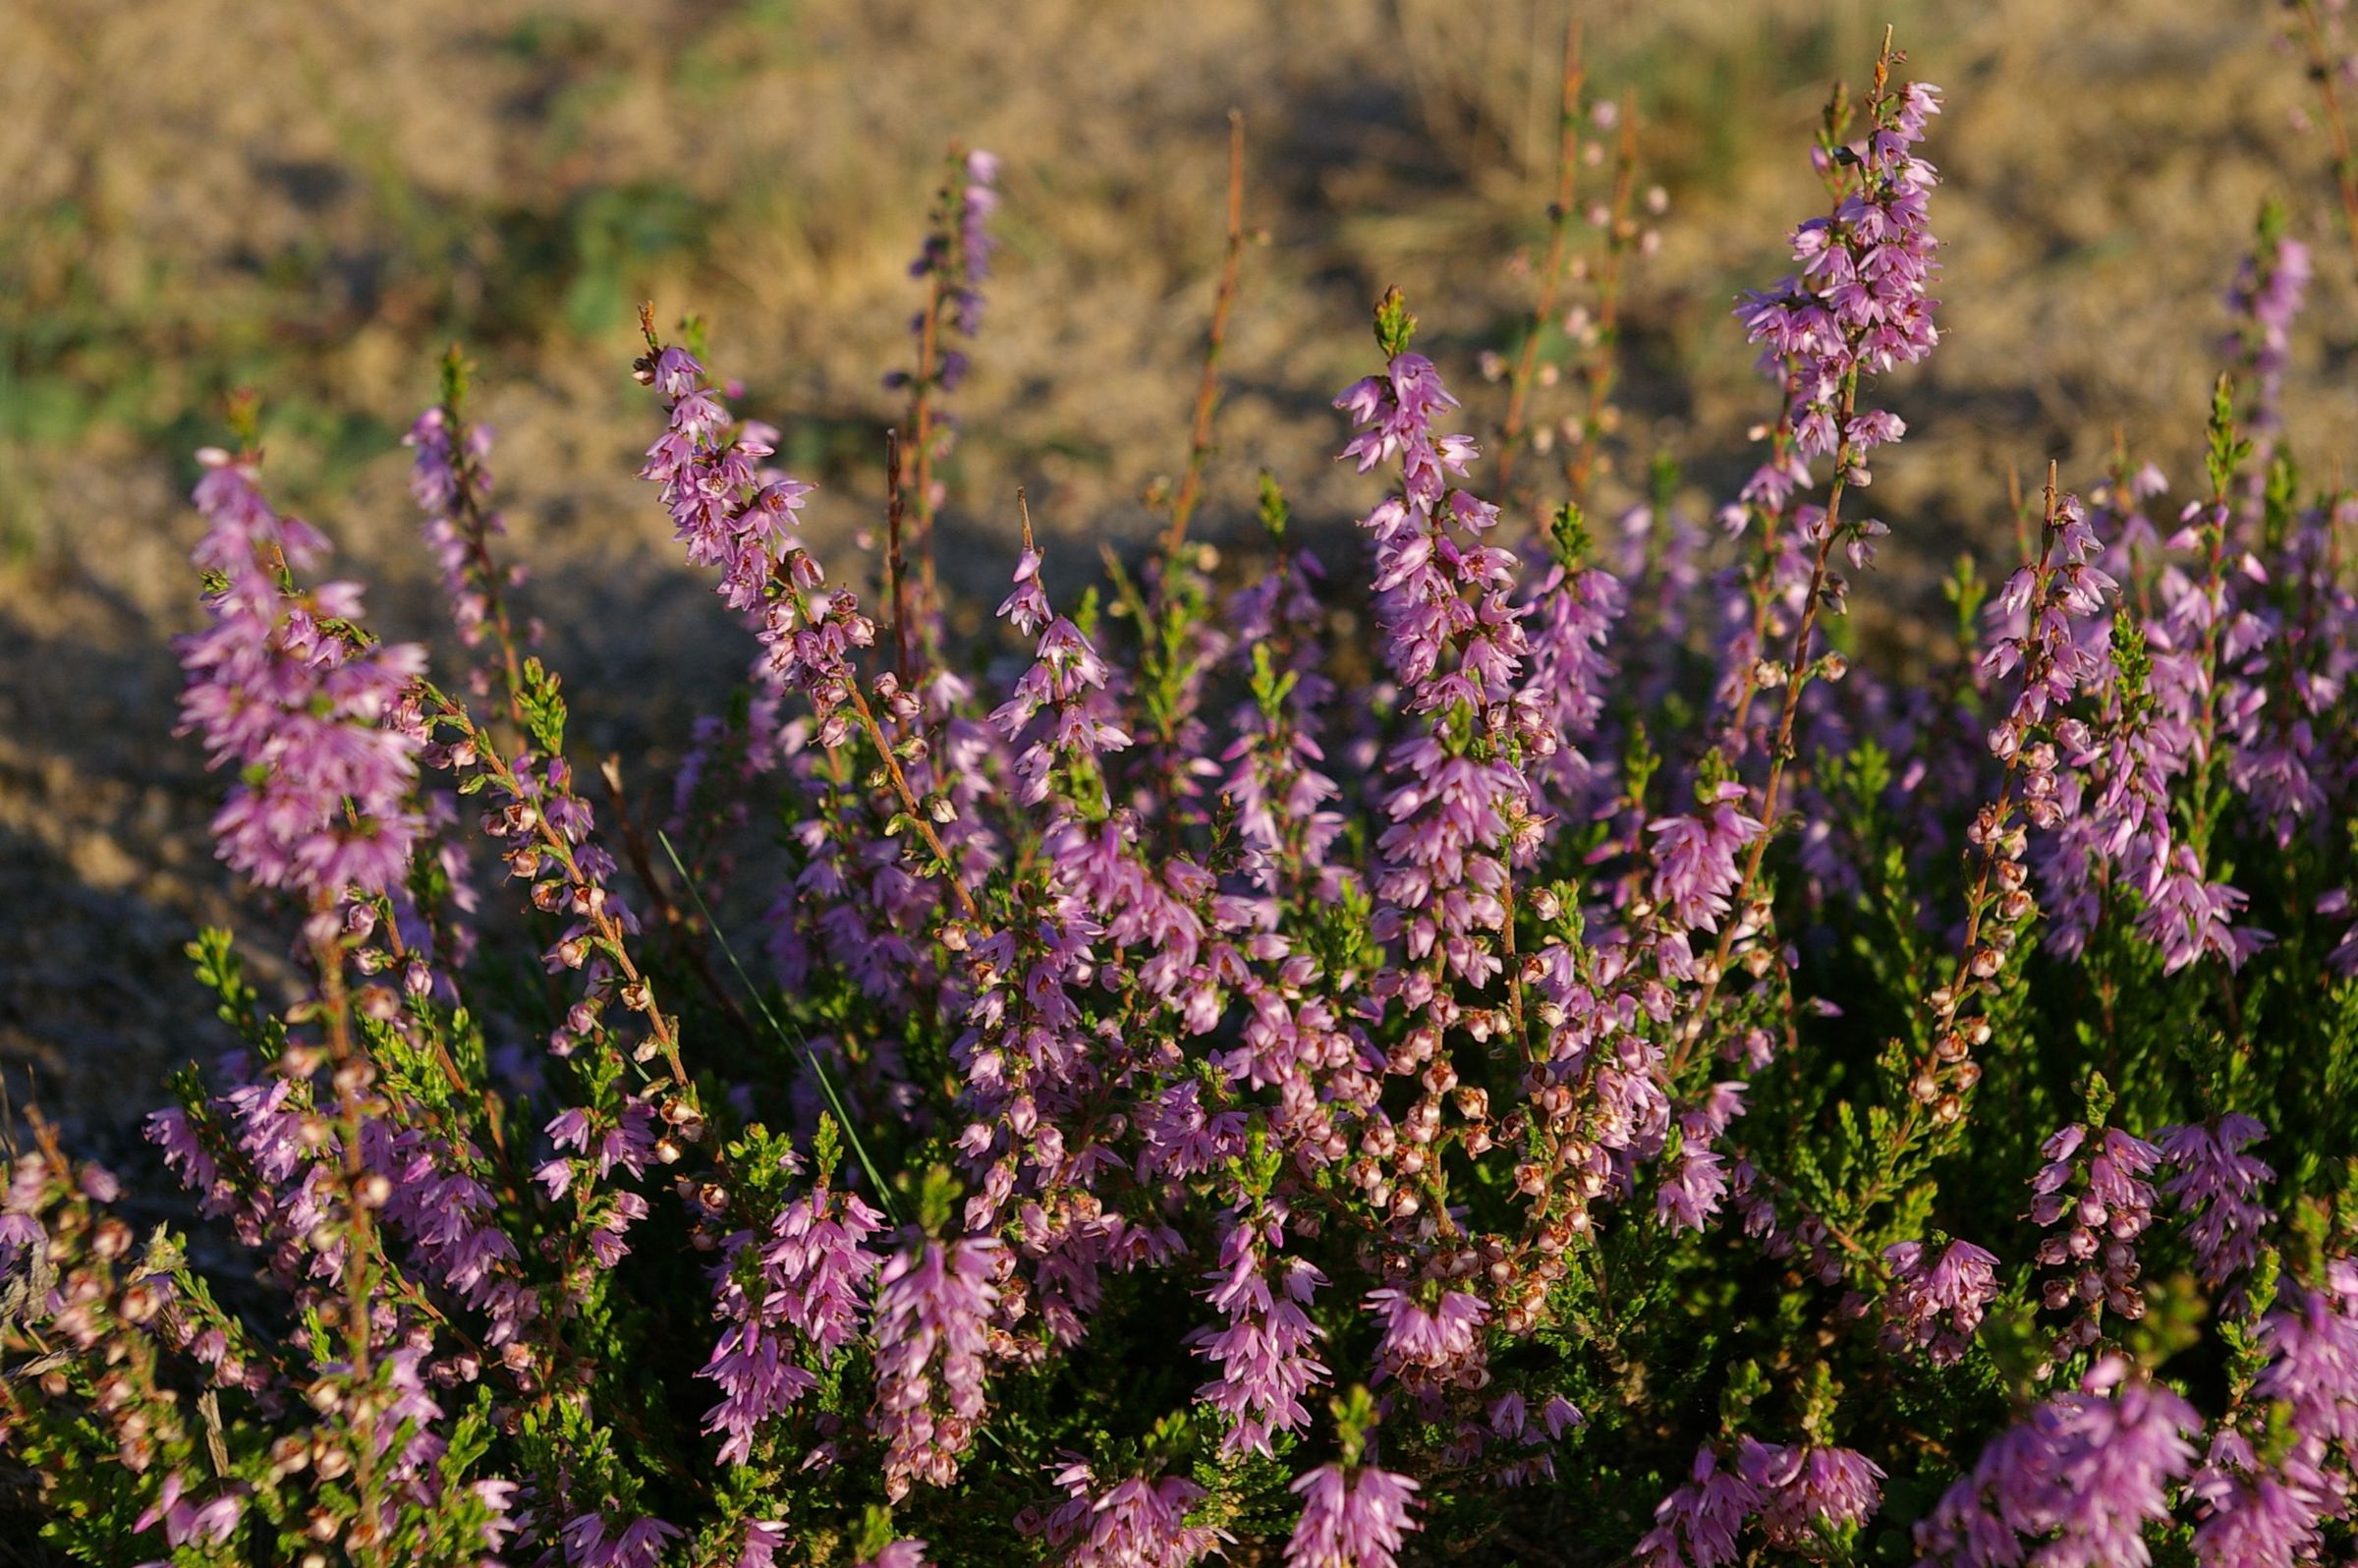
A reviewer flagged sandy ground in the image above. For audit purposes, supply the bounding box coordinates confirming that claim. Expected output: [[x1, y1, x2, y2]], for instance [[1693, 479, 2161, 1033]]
[[3, 0, 2353, 1151]]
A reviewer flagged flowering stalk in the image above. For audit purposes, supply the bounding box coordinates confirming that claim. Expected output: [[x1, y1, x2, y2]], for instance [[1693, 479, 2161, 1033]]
[[1492, 20, 1587, 505], [2290, 0, 2358, 272], [406, 344, 532, 735], [1670, 36, 1940, 1076], [896, 145, 1001, 638], [1562, 94, 1648, 509], [1842, 474, 2112, 1224], [1158, 110, 1248, 563]]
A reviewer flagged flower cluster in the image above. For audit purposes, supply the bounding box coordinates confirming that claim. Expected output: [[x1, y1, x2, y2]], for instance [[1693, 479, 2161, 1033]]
[[1880, 1236, 1999, 1366], [1915, 1357, 2200, 1567], [2031, 1119, 2161, 1354], [177, 448, 426, 900]]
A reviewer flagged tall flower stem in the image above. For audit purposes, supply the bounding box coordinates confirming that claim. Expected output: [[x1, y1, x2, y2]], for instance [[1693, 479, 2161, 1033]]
[[886, 427, 915, 679], [307, 919, 388, 1568], [1563, 92, 1641, 508], [424, 690, 691, 1095], [2294, 0, 2358, 273], [1159, 110, 1249, 564], [1666, 410, 1858, 1080], [430, 348, 530, 739], [1494, 19, 1585, 503]]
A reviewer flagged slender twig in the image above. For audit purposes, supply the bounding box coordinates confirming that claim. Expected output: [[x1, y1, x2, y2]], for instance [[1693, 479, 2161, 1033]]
[[307, 919, 388, 1568], [2295, 0, 2358, 275], [1564, 93, 1642, 508], [437, 346, 531, 742], [1667, 388, 1861, 1081], [1160, 110, 1250, 563], [1494, 18, 1585, 503], [424, 690, 691, 1093], [885, 426, 915, 679], [1846, 466, 2065, 1220]]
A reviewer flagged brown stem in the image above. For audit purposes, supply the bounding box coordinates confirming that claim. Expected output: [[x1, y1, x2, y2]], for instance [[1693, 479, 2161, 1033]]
[[430, 695, 692, 1094], [885, 427, 915, 680], [1564, 94, 1642, 508], [309, 923, 387, 1567], [1667, 428, 1858, 1081], [1494, 18, 1585, 503], [843, 674, 982, 927], [910, 264, 947, 624], [2297, 1, 2358, 276], [1160, 110, 1249, 564]]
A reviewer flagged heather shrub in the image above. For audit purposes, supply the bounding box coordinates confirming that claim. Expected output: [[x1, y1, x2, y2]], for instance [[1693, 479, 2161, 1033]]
[[7, 25, 2358, 1568]]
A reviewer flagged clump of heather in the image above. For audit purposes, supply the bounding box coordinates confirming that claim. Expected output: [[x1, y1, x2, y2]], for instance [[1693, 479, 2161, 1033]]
[[12, 27, 2358, 1568]]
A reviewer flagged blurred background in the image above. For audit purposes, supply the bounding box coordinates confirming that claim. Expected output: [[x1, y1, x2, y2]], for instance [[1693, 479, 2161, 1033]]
[[3, 0, 2351, 1143]]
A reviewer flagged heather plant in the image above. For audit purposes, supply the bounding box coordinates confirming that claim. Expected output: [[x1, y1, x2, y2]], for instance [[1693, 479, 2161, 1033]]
[[9, 27, 2358, 1568]]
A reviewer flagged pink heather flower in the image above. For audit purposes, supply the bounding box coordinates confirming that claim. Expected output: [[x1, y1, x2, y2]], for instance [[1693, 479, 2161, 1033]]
[[1649, 783, 1766, 934], [998, 541, 1051, 636], [404, 404, 515, 656], [872, 1237, 1000, 1498], [1980, 494, 2114, 769], [1519, 550, 1623, 812], [133, 1472, 246, 1550], [1656, 1100, 1734, 1234], [362, 1121, 537, 1347], [990, 540, 1129, 811], [2252, 1264, 2358, 1460], [906, 146, 1000, 355], [701, 1172, 883, 1463], [146, 1105, 224, 1209], [636, 341, 885, 770], [1734, 76, 1939, 481], [1336, 329, 1551, 998], [2031, 1122, 2160, 1352], [639, 344, 810, 611], [1913, 1356, 2199, 1568], [177, 450, 427, 899], [1739, 1439, 1884, 1547], [1284, 1463, 1420, 1568], [1222, 547, 1344, 899], [1192, 1210, 1330, 1457], [1035, 1461, 1228, 1567], [855, 1541, 932, 1568], [1881, 1237, 1999, 1366], [561, 1512, 684, 1568], [1366, 1284, 1488, 1396], [1636, 1444, 1762, 1568], [2225, 216, 2311, 450], [0, 1155, 49, 1270], [2186, 1268, 2358, 1565], [2138, 846, 2264, 976], [2330, 887, 2358, 979], [2187, 1428, 2327, 1568], [735, 1521, 788, 1568], [2156, 1115, 2274, 1290], [2127, 502, 2276, 972]]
